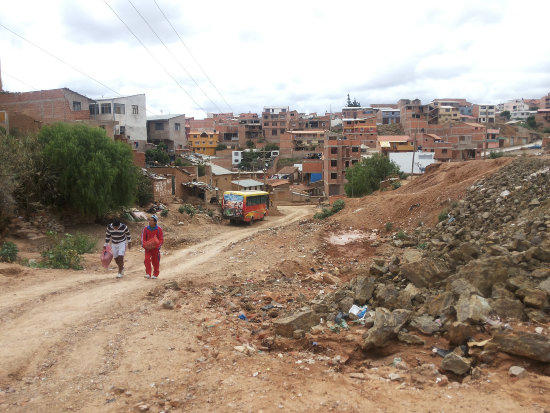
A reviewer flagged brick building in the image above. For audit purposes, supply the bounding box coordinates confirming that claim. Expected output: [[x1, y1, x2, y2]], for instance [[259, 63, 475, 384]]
[[323, 136, 361, 196], [279, 130, 326, 156], [262, 106, 292, 143], [342, 117, 377, 147], [188, 130, 219, 155]]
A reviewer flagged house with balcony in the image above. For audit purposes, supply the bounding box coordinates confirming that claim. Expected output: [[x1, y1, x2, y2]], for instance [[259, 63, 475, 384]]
[[473, 104, 496, 124], [279, 130, 326, 156], [188, 130, 219, 156]]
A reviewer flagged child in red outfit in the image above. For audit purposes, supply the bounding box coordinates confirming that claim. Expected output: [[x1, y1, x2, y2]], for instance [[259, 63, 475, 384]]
[[141, 214, 164, 279]]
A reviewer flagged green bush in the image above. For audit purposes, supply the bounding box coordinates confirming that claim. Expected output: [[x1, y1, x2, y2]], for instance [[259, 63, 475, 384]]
[[72, 233, 96, 254], [489, 151, 504, 159], [207, 210, 214, 217], [438, 209, 449, 222], [40, 232, 84, 270], [313, 201, 345, 220], [0, 241, 18, 263], [160, 209, 169, 217], [179, 204, 196, 216], [392, 181, 401, 190], [385, 222, 393, 232], [136, 172, 153, 207], [396, 231, 407, 240]]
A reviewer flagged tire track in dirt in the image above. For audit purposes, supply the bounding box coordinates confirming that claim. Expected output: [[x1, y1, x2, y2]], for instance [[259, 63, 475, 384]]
[[0, 206, 314, 379]]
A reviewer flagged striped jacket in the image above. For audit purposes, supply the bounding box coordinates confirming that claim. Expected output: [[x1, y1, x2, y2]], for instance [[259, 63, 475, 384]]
[[104, 223, 131, 245]]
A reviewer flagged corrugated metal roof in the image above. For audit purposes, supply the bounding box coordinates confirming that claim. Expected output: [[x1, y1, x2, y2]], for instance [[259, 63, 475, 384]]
[[231, 179, 264, 187]]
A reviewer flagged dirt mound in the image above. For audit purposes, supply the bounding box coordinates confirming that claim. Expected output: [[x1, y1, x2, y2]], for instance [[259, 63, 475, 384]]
[[335, 157, 513, 231]]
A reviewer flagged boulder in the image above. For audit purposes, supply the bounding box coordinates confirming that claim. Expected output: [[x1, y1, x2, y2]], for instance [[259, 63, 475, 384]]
[[447, 321, 477, 345], [409, 314, 440, 335], [424, 292, 455, 317], [515, 288, 547, 309], [352, 276, 376, 305], [397, 331, 425, 345], [488, 298, 525, 320], [362, 308, 412, 350], [539, 278, 550, 295], [400, 258, 451, 288], [274, 310, 320, 338], [492, 330, 550, 362], [455, 294, 492, 323], [441, 352, 471, 375]]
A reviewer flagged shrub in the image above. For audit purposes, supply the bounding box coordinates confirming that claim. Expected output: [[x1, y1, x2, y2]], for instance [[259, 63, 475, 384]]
[[40, 232, 83, 270], [179, 204, 196, 216], [392, 181, 401, 190], [160, 209, 169, 217], [136, 172, 153, 207], [313, 201, 345, 220], [207, 210, 214, 217], [416, 242, 428, 250], [489, 151, 504, 159], [385, 222, 393, 232], [396, 231, 407, 240], [438, 209, 449, 222], [0, 241, 18, 263], [72, 233, 96, 254]]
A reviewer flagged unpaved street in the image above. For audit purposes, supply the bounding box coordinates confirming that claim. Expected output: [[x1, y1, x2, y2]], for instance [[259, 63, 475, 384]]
[[1, 199, 549, 412]]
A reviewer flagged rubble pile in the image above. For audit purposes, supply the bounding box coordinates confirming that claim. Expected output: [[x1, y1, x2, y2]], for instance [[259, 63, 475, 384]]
[[274, 157, 550, 374]]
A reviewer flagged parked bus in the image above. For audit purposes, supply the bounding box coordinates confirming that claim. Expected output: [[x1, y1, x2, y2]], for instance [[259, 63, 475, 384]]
[[222, 190, 269, 224]]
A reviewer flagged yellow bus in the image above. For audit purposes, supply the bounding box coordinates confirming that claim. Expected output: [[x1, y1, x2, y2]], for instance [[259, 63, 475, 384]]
[[221, 191, 269, 224]]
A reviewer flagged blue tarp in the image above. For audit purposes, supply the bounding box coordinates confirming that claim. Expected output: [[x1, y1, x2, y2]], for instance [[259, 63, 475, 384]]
[[310, 173, 322, 183]]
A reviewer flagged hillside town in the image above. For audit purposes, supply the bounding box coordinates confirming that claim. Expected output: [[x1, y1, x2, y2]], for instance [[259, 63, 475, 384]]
[[1, 70, 549, 204]]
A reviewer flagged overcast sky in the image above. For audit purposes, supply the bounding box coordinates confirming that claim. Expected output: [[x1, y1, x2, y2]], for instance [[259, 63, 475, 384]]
[[1, 0, 549, 119]]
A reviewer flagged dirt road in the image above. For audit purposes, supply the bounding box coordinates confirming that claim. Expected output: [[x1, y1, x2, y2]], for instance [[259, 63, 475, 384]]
[[0, 203, 548, 412]]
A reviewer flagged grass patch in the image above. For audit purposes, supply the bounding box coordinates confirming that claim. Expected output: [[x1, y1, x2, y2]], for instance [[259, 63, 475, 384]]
[[0, 241, 18, 263], [39, 232, 95, 270], [314, 200, 345, 219]]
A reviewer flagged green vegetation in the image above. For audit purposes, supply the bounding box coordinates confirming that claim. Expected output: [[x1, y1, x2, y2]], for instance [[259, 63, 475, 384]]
[[489, 151, 505, 159], [39, 123, 138, 218], [416, 242, 428, 250], [40, 232, 96, 270], [525, 116, 537, 129], [314, 199, 345, 219], [438, 209, 449, 222], [160, 209, 169, 217], [385, 222, 393, 232], [198, 164, 206, 177], [264, 142, 280, 152], [391, 181, 401, 190], [344, 154, 401, 197], [216, 143, 228, 151], [276, 157, 300, 168], [396, 231, 407, 240], [500, 110, 511, 120], [145, 143, 170, 165], [543, 127, 550, 134], [246, 140, 255, 148], [0, 242, 18, 263], [178, 204, 196, 216], [136, 172, 153, 207], [346, 93, 361, 107]]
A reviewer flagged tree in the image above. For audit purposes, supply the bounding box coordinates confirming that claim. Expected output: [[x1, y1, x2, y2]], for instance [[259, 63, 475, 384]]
[[264, 142, 279, 151], [216, 143, 227, 151], [238, 151, 261, 170], [525, 116, 537, 129], [246, 140, 256, 148], [501, 110, 511, 120], [344, 154, 400, 197], [39, 123, 138, 217], [346, 93, 361, 107], [145, 143, 170, 165]]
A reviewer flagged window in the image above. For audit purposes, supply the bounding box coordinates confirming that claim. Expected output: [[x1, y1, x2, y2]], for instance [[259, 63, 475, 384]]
[[119, 126, 125, 134], [132, 105, 139, 114], [330, 173, 337, 179], [72, 101, 81, 111], [99, 125, 106, 129], [331, 160, 337, 167], [264, 122, 268, 126], [155, 122, 164, 131], [352, 146, 359, 152], [272, 122, 277, 126], [280, 129, 285, 134], [114, 103, 125, 114], [209, 141, 213, 145], [352, 159, 358, 164], [101, 103, 111, 114], [272, 129, 277, 136], [175, 123, 181, 131], [89, 104, 99, 115], [330, 147, 338, 154], [442, 149, 448, 154]]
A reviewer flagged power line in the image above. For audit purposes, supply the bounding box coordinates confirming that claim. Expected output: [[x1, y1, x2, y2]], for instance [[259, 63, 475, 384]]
[[1, 70, 39, 90], [153, 0, 234, 114], [128, 0, 223, 113], [103, 0, 207, 114], [0, 21, 157, 116]]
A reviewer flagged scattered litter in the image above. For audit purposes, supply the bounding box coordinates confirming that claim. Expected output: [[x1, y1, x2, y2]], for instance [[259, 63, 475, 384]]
[[237, 314, 248, 321], [349, 304, 368, 319], [432, 347, 452, 358]]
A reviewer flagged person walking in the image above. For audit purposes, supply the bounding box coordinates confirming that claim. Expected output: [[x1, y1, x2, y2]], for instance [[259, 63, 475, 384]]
[[141, 214, 164, 279], [104, 218, 131, 279]]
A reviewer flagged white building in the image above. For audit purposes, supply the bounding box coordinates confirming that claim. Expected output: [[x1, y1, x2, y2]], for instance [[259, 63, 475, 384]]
[[90, 94, 147, 150], [389, 151, 436, 174]]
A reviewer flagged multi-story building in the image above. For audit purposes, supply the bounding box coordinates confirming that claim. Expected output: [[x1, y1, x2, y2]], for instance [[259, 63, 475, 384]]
[[377, 135, 413, 154], [323, 136, 361, 196], [89, 94, 147, 149], [378, 108, 401, 124], [341, 107, 377, 119], [279, 130, 326, 156], [262, 106, 292, 143], [147, 114, 187, 151], [0, 87, 118, 137], [473, 104, 496, 124], [188, 130, 219, 156], [541, 92, 550, 109], [342, 117, 377, 147], [436, 105, 460, 123], [432, 99, 473, 116]]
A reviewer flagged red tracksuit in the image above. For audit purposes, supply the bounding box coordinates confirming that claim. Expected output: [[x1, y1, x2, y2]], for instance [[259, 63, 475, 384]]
[[141, 225, 164, 277]]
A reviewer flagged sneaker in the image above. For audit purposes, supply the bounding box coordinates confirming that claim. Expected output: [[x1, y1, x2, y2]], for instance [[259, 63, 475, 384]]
[[120, 268, 125, 276], [152, 275, 158, 279], [144, 274, 151, 279], [116, 273, 123, 279]]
